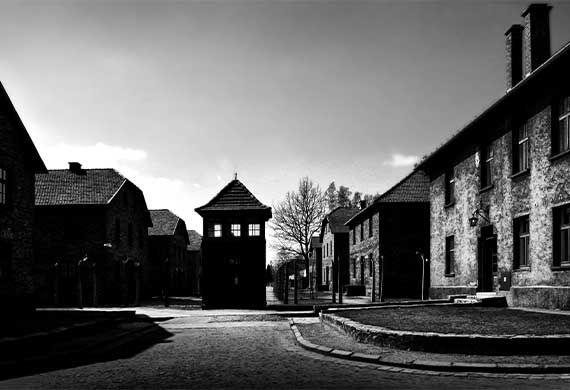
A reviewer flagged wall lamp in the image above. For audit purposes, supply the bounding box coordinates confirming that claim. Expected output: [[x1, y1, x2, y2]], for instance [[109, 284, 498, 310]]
[[469, 206, 490, 227]]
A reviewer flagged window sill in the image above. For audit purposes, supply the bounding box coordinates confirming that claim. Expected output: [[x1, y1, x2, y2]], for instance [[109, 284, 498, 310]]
[[510, 169, 530, 180], [549, 149, 570, 163], [444, 201, 455, 209], [479, 184, 494, 194], [444, 273, 455, 278], [552, 264, 570, 271], [513, 266, 530, 272]]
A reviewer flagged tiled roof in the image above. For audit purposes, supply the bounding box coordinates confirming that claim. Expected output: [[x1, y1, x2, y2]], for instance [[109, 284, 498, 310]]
[[35, 168, 126, 206], [187, 230, 202, 251], [148, 209, 181, 236], [0, 82, 46, 173], [195, 179, 271, 214], [325, 207, 359, 234], [309, 236, 321, 250], [345, 170, 429, 226]]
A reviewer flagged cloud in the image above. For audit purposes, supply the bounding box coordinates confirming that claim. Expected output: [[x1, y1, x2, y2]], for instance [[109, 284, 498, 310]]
[[382, 153, 419, 168], [41, 142, 147, 168]]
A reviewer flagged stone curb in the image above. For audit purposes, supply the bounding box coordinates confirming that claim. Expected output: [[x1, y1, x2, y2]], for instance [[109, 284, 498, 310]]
[[319, 310, 570, 356], [288, 319, 570, 374]]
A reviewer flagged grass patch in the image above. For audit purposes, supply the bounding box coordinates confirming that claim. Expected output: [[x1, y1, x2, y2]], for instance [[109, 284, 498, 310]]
[[335, 305, 570, 335]]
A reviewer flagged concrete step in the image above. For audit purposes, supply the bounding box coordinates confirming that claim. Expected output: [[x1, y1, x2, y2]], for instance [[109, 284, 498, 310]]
[[476, 292, 497, 299], [453, 298, 479, 304]]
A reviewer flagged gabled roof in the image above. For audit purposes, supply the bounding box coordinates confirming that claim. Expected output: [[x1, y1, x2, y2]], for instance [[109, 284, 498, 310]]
[[195, 179, 272, 217], [321, 207, 359, 237], [148, 209, 182, 237], [0, 82, 46, 173], [345, 170, 429, 226], [187, 230, 202, 251], [36, 168, 127, 206]]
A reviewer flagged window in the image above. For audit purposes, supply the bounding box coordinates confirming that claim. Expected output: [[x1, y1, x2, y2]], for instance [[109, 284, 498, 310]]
[[554, 96, 570, 155], [513, 123, 530, 173], [445, 236, 455, 275], [230, 224, 241, 237], [352, 229, 355, 245], [369, 254, 373, 277], [0, 168, 6, 205], [214, 224, 222, 237], [352, 258, 356, 278], [248, 223, 260, 237], [368, 216, 373, 238], [128, 223, 133, 247], [115, 219, 121, 244], [514, 216, 530, 269], [481, 143, 494, 188], [554, 205, 570, 266], [445, 168, 455, 205], [360, 223, 364, 241], [0, 240, 11, 280]]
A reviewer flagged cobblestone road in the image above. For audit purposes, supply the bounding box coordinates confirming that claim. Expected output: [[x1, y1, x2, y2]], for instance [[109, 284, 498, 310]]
[[1, 310, 570, 389]]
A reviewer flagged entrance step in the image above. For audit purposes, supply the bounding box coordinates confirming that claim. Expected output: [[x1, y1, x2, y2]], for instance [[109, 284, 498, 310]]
[[453, 298, 479, 304], [476, 292, 497, 299]]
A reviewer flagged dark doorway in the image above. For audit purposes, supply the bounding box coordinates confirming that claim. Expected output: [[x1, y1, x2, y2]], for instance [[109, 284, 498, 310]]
[[478, 226, 497, 292]]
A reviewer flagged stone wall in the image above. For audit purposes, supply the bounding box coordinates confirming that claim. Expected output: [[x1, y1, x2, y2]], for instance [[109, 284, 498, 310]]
[[348, 212, 380, 299]]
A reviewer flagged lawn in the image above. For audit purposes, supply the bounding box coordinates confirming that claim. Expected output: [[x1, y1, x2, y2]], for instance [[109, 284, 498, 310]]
[[335, 305, 570, 335]]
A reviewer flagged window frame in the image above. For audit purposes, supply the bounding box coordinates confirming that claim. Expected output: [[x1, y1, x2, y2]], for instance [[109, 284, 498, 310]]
[[513, 215, 530, 269], [554, 205, 570, 267], [481, 143, 494, 189], [213, 224, 222, 238], [444, 168, 455, 205], [360, 223, 364, 241], [248, 223, 260, 237], [368, 216, 373, 238], [368, 254, 373, 277], [445, 235, 455, 276], [230, 223, 241, 237], [513, 122, 530, 174], [554, 96, 570, 156]]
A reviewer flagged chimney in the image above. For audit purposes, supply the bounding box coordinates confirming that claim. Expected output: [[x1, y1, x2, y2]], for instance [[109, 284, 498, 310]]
[[521, 3, 552, 77], [505, 24, 523, 90], [359, 200, 367, 210], [68, 162, 82, 173]]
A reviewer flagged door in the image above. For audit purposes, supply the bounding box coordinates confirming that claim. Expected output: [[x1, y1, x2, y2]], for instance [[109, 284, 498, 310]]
[[478, 226, 497, 292]]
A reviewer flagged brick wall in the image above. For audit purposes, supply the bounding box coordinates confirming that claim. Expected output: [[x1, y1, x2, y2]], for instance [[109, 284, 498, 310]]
[[348, 212, 380, 299]]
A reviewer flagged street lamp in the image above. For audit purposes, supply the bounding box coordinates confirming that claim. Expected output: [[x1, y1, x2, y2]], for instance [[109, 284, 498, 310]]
[[469, 206, 490, 227]]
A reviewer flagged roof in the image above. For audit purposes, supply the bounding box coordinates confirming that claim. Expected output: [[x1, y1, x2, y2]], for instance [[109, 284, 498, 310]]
[[195, 179, 272, 217], [36, 168, 127, 206], [0, 82, 46, 173], [322, 207, 359, 236], [417, 38, 570, 174], [309, 236, 321, 250], [345, 170, 429, 226], [148, 209, 181, 236], [187, 230, 202, 251]]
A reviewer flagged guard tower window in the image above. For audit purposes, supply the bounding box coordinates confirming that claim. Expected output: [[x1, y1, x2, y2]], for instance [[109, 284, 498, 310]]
[[230, 224, 241, 237], [248, 223, 260, 237]]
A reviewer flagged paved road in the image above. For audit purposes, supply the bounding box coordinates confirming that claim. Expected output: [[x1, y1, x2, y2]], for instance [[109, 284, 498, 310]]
[[1, 309, 569, 389]]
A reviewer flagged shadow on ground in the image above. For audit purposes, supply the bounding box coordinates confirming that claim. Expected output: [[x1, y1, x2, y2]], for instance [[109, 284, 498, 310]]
[[0, 311, 174, 380]]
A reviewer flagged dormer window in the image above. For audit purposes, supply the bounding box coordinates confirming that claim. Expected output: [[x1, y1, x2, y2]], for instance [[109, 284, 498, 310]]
[[0, 168, 6, 205]]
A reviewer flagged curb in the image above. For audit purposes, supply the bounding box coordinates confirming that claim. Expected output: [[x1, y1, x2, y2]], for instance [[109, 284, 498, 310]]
[[320, 310, 570, 356], [289, 319, 570, 374]]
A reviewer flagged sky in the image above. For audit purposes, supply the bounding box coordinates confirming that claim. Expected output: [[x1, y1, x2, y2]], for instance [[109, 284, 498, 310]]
[[1, 0, 570, 263]]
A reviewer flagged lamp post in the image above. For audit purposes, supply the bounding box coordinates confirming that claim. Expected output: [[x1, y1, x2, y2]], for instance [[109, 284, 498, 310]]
[[77, 254, 88, 309], [53, 261, 59, 306], [416, 251, 429, 301]]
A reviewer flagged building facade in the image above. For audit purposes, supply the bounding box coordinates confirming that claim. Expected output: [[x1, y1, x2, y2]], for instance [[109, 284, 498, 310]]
[[419, 4, 570, 309], [148, 209, 190, 297], [186, 230, 202, 296], [309, 236, 323, 290], [0, 82, 47, 313], [195, 178, 272, 308], [320, 207, 359, 296], [34, 163, 152, 306], [345, 171, 430, 301]]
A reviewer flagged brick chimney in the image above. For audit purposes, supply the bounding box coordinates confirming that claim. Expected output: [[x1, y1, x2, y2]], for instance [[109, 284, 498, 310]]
[[505, 24, 523, 90], [521, 3, 552, 77], [68, 162, 82, 173]]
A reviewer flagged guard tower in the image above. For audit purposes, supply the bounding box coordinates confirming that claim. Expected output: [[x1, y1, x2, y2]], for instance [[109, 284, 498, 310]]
[[195, 177, 272, 308]]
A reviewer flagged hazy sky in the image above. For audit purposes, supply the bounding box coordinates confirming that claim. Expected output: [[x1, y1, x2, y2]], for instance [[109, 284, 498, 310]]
[[2, 0, 570, 262]]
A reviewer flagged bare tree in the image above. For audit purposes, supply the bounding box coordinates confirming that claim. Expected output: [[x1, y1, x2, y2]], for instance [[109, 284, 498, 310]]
[[271, 177, 327, 273]]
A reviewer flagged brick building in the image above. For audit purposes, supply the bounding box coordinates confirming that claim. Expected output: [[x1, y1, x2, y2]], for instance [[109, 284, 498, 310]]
[[319, 207, 359, 296], [417, 4, 570, 309], [0, 82, 47, 313], [148, 209, 189, 297], [34, 163, 152, 306], [186, 230, 202, 296], [309, 235, 323, 290], [345, 171, 430, 301], [195, 178, 271, 308]]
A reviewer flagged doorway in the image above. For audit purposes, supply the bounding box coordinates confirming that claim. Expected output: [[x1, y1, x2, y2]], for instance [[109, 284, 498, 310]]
[[478, 225, 497, 292]]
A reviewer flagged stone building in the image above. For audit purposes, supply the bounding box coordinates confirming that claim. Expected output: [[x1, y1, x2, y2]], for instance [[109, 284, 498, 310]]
[[309, 235, 323, 290], [34, 163, 152, 306], [148, 209, 189, 297], [195, 178, 271, 308], [186, 229, 202, 296], [345, 171, 430, 300], [417, 3, 570, 309], [0, 82, 47, 313], [319, 207, 359, 296]]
